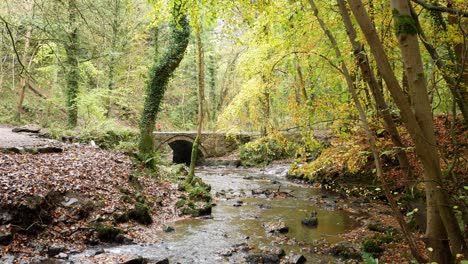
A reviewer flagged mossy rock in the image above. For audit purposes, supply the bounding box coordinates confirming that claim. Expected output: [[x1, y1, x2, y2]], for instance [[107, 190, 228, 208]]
[[128, 203, 153, 225], [362, 239, 384, 258], [94, 223, 124, 242], [128, 174, 143, 190], [180, 202, 212, 217], [113, 212, 130, 223], [367, 222, 386, 232], [327, 242, 362, 260], [176, 198, 186, 208], [172, 164, 188, 176], [188, 186, 212, 203]]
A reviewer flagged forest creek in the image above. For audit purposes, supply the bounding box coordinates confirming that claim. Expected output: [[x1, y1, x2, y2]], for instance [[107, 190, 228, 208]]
[[0, 126, 427, 264], [1, 0, 468, 263]]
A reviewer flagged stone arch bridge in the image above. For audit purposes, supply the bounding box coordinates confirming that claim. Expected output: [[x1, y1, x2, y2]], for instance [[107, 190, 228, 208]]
[[153, 131, 255, 164]]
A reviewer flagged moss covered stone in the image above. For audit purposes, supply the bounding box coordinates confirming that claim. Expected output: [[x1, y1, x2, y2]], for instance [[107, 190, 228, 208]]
[[95, 223, 123, 242], [113, 212, 130, 223], [362, 239, 384, 258], [129, 203, 153, 225], [175, 198, 186, 208]]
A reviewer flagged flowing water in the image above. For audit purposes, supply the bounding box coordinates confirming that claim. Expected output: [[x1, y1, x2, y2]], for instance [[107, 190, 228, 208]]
[[73, 164, 356, 263]]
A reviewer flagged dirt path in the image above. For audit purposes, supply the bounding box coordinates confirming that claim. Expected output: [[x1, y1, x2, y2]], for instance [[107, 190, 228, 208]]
[[0, 125, 56, 149]]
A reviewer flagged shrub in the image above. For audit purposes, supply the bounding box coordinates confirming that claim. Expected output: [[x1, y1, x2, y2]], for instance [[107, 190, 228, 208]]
[[240, 133, 292, 167]]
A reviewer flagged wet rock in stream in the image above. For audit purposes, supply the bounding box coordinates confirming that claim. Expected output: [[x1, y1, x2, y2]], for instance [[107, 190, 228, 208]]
[[287, 254, 307, 264], [233, 200, 244, 207], [258, 203, 272, 209], [245, 253, 280, 264], [162, 225, 175, 232], [264, 221, 289, 233], [245, 250, 282, 264], [301, 211, 318, 227]]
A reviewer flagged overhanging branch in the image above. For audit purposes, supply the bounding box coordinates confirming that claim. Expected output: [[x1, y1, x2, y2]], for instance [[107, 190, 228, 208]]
[[410, 0, 468, 17]]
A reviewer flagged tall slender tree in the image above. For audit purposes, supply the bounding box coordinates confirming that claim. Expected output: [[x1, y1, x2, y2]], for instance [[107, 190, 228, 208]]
[[187, 20, 205, 183], [347, 0, 467, 261]]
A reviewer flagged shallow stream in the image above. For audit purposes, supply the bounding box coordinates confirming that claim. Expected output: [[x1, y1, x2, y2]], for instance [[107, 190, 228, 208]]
[[73, 164, 356, 263]]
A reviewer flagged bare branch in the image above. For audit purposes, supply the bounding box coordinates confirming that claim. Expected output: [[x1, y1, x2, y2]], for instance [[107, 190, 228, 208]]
[[0, 15, 27, 75]]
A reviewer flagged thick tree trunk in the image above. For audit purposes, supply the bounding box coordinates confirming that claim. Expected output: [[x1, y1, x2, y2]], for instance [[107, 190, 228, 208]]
[[188, 24, 205, 183], [138, 4, 190, 157], [65, 0, 79, 128], [390, 1, 467, 259], [348, 0, 467, 261], [309, 1, 425, 261]]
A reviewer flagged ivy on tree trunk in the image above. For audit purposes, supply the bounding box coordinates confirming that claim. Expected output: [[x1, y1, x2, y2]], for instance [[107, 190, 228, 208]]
[[65, 0, 79, 128], [138, 4, 190, 158]]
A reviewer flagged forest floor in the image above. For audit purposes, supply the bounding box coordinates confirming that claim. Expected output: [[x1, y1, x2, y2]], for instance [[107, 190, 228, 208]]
[[0, 125, 186, 263]]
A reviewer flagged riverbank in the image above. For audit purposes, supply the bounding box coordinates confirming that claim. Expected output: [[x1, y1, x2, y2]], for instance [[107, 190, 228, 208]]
[[0, 144, 186, 263]]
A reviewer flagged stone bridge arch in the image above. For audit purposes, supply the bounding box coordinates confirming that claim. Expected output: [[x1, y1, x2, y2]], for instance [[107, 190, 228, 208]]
[[155, 135, 207, 165]]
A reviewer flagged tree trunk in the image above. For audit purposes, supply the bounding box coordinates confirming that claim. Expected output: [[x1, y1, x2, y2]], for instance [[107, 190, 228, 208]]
[[337, 0, 413, 185], [309, 1, 425, 262], [188, 23, 205, 183], [390, 1, 467, 259], [16, 0, 34, 121], [105, 0, 120, 118], [348, 0, 467, 261], [138, 4, 190, 157], [65, 0, 80, 128], [295, 58, 308, 103], [446, 0, 468, 126], [208, 54, 217, 126]]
